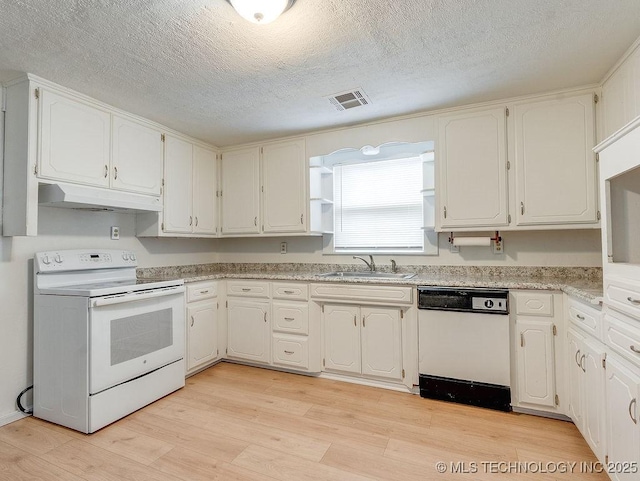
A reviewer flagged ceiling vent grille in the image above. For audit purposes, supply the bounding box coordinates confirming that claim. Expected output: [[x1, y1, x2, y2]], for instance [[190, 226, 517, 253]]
[[327, 89, 371, 111]]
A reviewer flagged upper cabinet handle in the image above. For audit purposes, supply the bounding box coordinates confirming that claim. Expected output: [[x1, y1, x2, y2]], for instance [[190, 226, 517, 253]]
[[104, 165, 108, 178], [301, 214, 304, 224], [520, 202, 525, 215], [113, 166, 118, 180], [254, 216, 257, 226], [443, 206, 447, 219]]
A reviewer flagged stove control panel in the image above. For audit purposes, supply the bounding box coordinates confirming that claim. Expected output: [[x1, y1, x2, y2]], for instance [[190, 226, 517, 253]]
[[35, 250, 138, 272]]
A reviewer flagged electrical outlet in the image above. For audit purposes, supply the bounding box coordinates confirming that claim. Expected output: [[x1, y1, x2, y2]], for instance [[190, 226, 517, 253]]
[[449, 242, 459, 253], [280, 242, 287, 254], [111, 226, 120, 240], [492, 238, 504, 254]]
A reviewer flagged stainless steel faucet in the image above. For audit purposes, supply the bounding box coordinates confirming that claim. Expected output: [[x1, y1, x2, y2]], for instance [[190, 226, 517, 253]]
[[353, 255, 376, 272]]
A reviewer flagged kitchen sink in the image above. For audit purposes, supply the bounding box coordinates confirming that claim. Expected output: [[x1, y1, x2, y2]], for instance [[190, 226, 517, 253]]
[[318, 271, 416, 280]]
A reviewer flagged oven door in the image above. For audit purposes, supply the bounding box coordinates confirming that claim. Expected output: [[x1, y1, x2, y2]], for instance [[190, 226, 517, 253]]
[[89, 286, 185, 394]]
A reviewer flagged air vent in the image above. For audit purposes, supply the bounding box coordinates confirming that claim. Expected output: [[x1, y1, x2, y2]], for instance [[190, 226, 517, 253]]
[[326, 89, 371, 111]]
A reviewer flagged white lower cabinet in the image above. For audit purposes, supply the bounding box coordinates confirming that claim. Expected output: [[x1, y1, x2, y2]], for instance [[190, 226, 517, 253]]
[[185, 281, 219, 375], [227, 299, 270, 364], [516, 319, 557, 407], [566, 328, 607, 461], [512, 291, 564, 415], [323, 304, 403, 382], [605, 354, 640, 481], [272, 335, 309, 369]]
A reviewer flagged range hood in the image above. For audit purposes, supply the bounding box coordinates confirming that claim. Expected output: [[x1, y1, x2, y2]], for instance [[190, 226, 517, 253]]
[[38, 183, 162, 213]]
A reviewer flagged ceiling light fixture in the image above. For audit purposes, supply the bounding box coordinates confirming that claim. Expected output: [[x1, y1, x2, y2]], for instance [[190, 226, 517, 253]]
[[227, 0, 296, 24]]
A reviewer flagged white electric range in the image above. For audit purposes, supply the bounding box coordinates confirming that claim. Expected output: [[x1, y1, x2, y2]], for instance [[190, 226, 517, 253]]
[[33, 249, 186, 433]]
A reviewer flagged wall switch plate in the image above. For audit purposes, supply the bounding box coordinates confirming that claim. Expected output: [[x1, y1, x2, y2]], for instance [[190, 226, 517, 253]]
[[280, 242, 287, 254], [492, 238, 504, 254], [111, 226, 120, 240]]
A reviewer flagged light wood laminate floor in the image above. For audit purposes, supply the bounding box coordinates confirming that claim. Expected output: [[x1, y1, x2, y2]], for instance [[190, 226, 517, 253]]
[[0, 362, 608, 480]]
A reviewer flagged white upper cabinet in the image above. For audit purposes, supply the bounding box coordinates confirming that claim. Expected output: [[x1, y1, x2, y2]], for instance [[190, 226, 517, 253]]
[[163, 135, 193, 234], [437, 107, 509, 229], [602, 44, 640, 140], [221, 147, 261, 235], [512, 93, 597, 225], [192, 145, 218, 235], [111, 115, 163, 196], [38, 88, 111, 188], [262, 140, 307, 233]]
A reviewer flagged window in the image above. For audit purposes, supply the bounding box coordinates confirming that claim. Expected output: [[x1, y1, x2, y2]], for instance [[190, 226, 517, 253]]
[[334, 156, 424, 252]]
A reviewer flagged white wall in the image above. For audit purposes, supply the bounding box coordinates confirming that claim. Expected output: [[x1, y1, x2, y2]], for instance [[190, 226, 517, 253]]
[[212, 230, 602, 267], [0, 206, 217, 425]]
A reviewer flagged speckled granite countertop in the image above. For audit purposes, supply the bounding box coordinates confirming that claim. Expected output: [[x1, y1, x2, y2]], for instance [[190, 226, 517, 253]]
[[138, 263, 604, 305]]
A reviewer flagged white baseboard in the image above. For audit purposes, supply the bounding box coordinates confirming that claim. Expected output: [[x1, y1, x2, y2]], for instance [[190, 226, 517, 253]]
[[0, 409, 31, 427]]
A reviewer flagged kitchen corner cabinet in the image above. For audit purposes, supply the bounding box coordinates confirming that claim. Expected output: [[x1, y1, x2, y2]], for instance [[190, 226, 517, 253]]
[[511, 291, 564, 414], [437, 107, 509, 229], [138, 135, 218, 237], [323, 304, 404, 382], [601, 44, 640, 140], [186, 281, 220, 375], [512, 93, 597, 225], [220, 139, 307, 237]]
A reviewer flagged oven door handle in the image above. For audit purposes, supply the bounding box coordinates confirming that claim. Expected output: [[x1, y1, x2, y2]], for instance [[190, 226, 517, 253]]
[[91, 286, 185, 307]]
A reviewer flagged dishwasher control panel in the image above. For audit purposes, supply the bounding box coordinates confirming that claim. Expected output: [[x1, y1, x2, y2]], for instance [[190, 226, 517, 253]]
[[417, 286, 509, 314]]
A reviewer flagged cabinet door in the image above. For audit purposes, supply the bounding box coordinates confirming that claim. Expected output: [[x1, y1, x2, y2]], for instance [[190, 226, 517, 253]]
[[437, 107, 509, 228], [516, 319, 556, 407], [360, 307, 402, 381], [605, 355, 640, 481], [187, 301, 218, 372], [513, 93, 597, 225], [567, 329, 584, 428], [111, 115, 163, 195], [163, 135, 193, 233], [192, 145, 218, 235], [582, 338, 607, 461], [262, 140, 306, 233], [323, 304, 360, 374], [38, 88, 110, 187], [221, 147, 260, 234], [227, 299, 270, 363]]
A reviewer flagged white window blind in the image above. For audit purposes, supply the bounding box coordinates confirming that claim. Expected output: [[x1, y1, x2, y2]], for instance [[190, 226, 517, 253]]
[[334, 156, 424, 252]]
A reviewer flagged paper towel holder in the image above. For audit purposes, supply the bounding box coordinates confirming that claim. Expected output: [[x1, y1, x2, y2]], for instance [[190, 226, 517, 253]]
[[448, 231, 502, 246]]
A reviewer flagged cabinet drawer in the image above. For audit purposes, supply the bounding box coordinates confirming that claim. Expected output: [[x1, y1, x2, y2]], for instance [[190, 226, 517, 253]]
[[515, 292, 554, 316], [603, 311, 640, 368], [187, 281, 218, 303], [310, 283, 413, 305], [226, 280, 270, 298], [272, 301, 309, 335], [272, 282, 309, 301], [272, 335, 309, 369], [568, 297, 602, 339], [605, 276, 640, 321]]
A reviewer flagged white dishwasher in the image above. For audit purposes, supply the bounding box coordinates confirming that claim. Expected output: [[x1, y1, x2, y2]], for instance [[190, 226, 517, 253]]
[[418, 286, 511, 411]]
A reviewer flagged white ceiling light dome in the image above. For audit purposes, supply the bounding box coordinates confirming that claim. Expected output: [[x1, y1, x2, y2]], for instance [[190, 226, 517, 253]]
[[228, 0, 296, 24]]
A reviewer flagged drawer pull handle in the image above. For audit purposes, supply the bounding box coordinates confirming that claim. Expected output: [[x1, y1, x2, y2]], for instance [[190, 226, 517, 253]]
[[575, 349, 581, 367], [580, 354, 586, 373], [629, 398, 637, 425], [284, 317, 295, 321], [631, 345, 640, 354], [627, 297, 640, 305], [284, 350, 295, 355], [576, 314, 585, 321], [200, 290, 209, 294], [283, 290, 295, 294], [242, 288, 251, 292]]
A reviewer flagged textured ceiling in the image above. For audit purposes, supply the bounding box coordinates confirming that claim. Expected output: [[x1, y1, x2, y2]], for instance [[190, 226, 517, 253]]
[[1, 0, 639, 147]]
